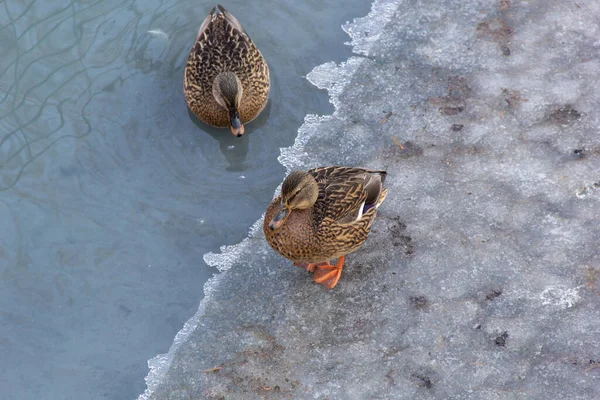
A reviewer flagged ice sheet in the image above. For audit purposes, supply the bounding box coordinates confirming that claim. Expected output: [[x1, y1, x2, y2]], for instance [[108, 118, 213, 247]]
[[140, 0, 600, 398]]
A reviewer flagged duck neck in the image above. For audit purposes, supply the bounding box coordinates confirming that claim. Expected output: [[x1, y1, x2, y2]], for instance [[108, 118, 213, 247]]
[[212, 72, 242, 110]]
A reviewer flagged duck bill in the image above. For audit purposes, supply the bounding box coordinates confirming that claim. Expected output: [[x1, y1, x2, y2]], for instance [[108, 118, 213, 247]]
[[269, 203, 291, 231], [229, 110, 244, 137]]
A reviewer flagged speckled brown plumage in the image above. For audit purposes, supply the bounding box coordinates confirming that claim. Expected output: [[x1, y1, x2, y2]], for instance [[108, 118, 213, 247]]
[[184, 5, 270, 128], [264, 167, 388, 266]]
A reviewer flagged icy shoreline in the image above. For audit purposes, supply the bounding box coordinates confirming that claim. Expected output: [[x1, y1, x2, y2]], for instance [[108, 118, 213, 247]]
[[140, 0, 600, 398], [138, 2, 397, 398]]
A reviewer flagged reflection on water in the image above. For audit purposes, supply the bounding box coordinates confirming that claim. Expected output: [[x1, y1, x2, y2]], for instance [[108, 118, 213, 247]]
[[191, 101, 271, 171], [0, 0, 370, 398]]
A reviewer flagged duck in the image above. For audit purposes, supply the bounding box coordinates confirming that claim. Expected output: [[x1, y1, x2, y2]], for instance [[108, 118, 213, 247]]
[[264, 167, 388, 289], [184, 4, 270, 137]]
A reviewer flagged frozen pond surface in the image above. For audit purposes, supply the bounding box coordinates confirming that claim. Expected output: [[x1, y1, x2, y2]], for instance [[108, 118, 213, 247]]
[[142, 0, 600, 399], [0, 0, 371, 398]]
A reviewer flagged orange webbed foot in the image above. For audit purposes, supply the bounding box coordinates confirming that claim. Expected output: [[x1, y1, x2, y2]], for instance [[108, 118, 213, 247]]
[[293, 261, 327, 273], [313, 256, 345, 289]]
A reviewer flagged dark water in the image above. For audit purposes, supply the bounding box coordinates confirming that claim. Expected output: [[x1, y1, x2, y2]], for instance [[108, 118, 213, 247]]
[[0, 0, 370, 398]]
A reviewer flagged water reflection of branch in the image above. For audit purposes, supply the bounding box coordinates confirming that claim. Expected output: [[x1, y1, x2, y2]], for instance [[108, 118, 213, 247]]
[[0, 199, 21, 273], [0, 0, 140, 189], [0, 133, 91, 191], [0, 0, 95, 107]]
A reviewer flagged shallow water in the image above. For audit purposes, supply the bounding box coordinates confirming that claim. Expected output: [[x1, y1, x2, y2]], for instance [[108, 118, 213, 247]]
[[0, 0, 370, 399]]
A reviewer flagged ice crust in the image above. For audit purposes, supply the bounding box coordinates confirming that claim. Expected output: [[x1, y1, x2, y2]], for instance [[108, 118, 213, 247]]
[[140, 0, 600, 398]]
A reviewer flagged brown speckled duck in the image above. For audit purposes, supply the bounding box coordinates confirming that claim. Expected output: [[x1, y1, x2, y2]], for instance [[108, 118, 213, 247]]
[[264, 167, 388, 289], [184, 4, 270, 136]]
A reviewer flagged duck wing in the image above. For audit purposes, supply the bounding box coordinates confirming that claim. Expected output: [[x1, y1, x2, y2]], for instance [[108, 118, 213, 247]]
[[309, 167, 386, 225]]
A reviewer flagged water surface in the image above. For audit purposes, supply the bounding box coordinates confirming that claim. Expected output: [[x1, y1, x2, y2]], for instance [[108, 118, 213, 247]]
[[0, 0, 370, 398]]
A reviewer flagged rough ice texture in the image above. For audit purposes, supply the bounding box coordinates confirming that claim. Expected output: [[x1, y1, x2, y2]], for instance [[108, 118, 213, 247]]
[[141, 0, 600, 398]]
